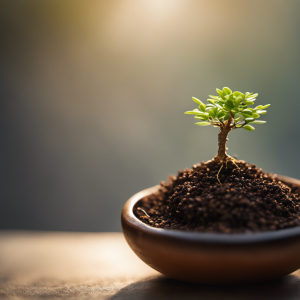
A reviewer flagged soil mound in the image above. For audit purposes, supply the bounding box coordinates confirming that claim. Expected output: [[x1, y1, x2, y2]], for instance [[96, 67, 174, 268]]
[[135, 160, 300, 233]]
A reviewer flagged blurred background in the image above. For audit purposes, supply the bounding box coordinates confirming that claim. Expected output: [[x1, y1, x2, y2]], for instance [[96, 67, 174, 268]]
[[1, 0, 300, 232]]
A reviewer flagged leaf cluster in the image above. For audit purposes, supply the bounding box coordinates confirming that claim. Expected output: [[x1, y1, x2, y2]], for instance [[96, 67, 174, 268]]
[[185, 87, 270, 131]]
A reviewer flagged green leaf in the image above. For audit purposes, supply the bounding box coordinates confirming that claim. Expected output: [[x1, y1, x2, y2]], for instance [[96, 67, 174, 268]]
[[251, 120, 266, 124], [194, 115, 209, 120], [252, 112, 260, 118], [243, 125, 255, 131], [233, 91, 242, 97], [216, 89, 224, 98], [262, 104, 271, 109], [207, 99, 216, 105], [225, 100, 234, 110], [256, 110, 267, 114], [199, 103, 206, 112], [254, 105, 263, 110], [209, 109, 216, 118], [223, 87, 232, 95], [245, 118, 254, 122], [231, 108, 239, 114], [241, 109, 252, 115], [234, 96, 243, 106], [195, 122, 211, 126], [245, 101, 255, 105], [192, 97, 203, 105], [209, 95, 220, 100], [228, 94, 235, 101], [240, 114, 251, 119], [222, 88, 229, 96], [217, 111, 226, 119], [185, 110, 200, 115]]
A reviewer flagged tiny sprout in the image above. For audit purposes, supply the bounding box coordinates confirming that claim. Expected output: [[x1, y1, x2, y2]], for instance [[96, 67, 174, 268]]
[[185, 87, 270, 163]]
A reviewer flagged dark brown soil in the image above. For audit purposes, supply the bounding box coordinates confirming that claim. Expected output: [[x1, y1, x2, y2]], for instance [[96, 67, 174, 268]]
[[134, 159, 300, 233]]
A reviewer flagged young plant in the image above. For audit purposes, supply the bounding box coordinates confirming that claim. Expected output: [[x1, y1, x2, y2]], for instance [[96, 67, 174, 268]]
[[185, 87, 270, 180]]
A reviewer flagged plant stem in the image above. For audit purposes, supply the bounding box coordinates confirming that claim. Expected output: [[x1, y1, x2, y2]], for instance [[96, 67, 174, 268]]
[[216, 117, 233, 161]]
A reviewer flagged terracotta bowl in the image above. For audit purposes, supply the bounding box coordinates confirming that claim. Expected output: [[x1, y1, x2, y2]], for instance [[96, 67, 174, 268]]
[[121, 175, 300, 284]]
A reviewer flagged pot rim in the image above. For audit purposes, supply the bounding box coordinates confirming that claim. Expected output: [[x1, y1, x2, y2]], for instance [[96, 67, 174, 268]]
[[123, 174, 300, 245]]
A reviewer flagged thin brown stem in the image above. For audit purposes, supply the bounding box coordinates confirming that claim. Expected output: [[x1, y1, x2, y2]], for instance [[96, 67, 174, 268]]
[[216, 117, 233, 161]]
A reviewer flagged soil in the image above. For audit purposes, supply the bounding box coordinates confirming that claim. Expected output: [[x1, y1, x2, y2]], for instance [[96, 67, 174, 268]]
[[134, 159, 300, 233]]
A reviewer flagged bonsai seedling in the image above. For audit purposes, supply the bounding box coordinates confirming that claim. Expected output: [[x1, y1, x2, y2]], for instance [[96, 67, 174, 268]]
[[133, 86, 300, 234], [185, 87, 270, 183]]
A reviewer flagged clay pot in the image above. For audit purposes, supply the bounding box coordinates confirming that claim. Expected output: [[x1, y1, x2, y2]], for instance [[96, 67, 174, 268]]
[[121, 175, 300, 284]]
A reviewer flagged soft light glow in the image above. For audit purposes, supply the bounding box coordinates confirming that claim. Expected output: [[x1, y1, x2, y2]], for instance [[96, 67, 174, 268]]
[[142, 0, 184, 19]]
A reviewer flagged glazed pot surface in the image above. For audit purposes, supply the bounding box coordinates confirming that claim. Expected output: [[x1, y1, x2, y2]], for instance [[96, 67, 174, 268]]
[[121, 175, 300, 284]]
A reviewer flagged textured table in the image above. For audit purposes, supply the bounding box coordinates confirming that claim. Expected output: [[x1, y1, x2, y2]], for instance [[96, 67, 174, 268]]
[[1, 232, 300, 299]]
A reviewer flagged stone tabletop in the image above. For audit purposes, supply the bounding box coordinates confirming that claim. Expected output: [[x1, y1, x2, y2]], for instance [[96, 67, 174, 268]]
[[1, 231, 300, 300]]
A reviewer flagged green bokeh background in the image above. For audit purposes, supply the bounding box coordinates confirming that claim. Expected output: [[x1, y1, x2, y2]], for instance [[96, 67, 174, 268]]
[[1, 0, 300, 232]]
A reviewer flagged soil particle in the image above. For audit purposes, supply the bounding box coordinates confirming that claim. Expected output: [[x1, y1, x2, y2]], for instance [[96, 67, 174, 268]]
[[134, 159, 300, 233]]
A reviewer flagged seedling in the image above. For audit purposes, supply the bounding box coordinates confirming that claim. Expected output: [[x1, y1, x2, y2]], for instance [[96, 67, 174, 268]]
[[185, 87, 270, 183]]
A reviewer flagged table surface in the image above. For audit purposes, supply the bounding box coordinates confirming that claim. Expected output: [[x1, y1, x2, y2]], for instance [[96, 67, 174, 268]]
[[1, 232, 300, 300]]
